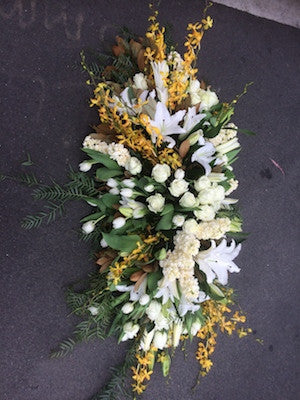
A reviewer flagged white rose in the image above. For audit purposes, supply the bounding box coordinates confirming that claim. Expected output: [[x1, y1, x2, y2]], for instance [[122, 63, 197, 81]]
[[213, 185, 226, 202], [133, 72, 148, 90], [183, 219, 199, 235], [155, 314, 169, 330], [153, 331, 168, 350], [122, 178, 135, 188], [172, 214, 185, 227], [88, 306, 99, 316], [125, 157, 142, 175], [174, 168, 185, 179], [121, 302, 134, 314], [120, 188, 133, 198], [139, 294, 150, 306], [146, 300, 161, 321], [151, 164, 171, 183], [169, 179, 189, 197], [147, 193, 165, 213], [79, 161, 92, 172], [113, 217, 126, 229], [198, 88, 219, 111], [82, 221, 95, 234], [144, 184, 155, 192], [190, 321, 202, 336], [121, 322, 140, 341], [194, 176, 211, 192], [197, 187, 216, 204], [179, 192, 197, 208], [194, 205, 215, 221]]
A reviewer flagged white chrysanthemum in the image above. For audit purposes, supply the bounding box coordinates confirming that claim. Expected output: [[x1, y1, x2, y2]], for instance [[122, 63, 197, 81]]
[[173, 232, 200, 256], [107, 143, 131, 167], [82, 135, 109, 153], [196, 218, 231, 240]]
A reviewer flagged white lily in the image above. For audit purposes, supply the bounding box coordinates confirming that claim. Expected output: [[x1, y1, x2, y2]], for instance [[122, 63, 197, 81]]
[[195, 239, 241, 285], [178, 295, 200, 317], [191, 137, 216, 175], [154, 276, 179, 304], [151, 60, 169, 104], [183, 106, 206, 133], [149, 102, 186, 148], [115, 278, 147, 301]]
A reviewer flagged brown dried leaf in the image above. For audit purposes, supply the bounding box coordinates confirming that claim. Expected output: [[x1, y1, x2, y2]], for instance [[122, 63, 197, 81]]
[[200, 79, 207, 89], [112, 45, 125, 57], [137, 49, 146, 71], [130, 39, 143, 58], [142, 264, 155, 273], [99, 260, 111, 273], [134, 272, 147, 291], [179, 139, 191, 158], [130, 270, 144, 282]]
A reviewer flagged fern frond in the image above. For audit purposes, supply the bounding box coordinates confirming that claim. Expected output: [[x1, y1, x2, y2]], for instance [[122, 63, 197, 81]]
[[50, 338, 76, 358], [21, 201, 66, 229]]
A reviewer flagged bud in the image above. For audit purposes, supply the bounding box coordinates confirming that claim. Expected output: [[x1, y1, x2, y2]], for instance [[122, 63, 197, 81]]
[[82, 221, 95, 234], [121, 302, 134, 314], [122, 178, 135, 188], [112, 217, 126, 229], [120, 188, 133, 198], [173, 320, 183, 347], [139, 294, 150, 306], [79, 161, 92, 172], [144, 184, 155, 192], [188, 131, 200, 146], [107, 178, 118, 188], [119, 207, 133, 218], [155, 248, 167, 260], [88, 306, 99, 316]]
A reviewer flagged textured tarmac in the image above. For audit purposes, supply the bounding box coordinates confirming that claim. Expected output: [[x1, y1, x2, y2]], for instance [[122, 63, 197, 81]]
[[0, 1, 299, 400]]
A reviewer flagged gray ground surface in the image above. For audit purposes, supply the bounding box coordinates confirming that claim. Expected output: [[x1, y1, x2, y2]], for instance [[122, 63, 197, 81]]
[[0, 1, 299, 399]]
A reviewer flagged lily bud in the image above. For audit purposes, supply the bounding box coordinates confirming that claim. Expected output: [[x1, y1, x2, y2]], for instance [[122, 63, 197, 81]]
[[119, 207, 133, 218]]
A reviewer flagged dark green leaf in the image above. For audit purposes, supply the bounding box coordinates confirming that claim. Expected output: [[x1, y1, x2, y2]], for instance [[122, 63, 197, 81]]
[[82, 148, 121, 170], [96, 168, 123, 180]]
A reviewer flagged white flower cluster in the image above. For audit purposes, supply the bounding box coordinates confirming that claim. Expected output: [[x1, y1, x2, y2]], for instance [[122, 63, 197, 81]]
[[160, 231, 201, 302], [209, 123, 238, 147], [82, 135, 142, 174]]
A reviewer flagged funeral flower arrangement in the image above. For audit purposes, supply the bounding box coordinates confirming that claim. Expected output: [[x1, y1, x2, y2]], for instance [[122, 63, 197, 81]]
[[9, 5, 254, 399]]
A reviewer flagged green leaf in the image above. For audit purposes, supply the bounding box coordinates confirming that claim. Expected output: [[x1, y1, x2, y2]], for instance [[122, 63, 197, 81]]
[[162, 353, 171, 377], [225, 148, 241, 162], [82, 148, 121, 170], [101, 193, 120, 208], [80, 212, 104, 223], [161, 204, 174, 216], [238, 128, 256, 136], [96, 168, 123, 180], [21, 152, 34, 166], [209, 283, 225, 300], [147, 271, 162, 292], [102, 232, 141, 252], [156, 211, 174, 230], [227, 231, 249, 243]]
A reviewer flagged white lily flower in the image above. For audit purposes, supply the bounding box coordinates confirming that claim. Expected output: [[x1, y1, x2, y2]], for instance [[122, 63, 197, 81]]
[[178, 295, 200, 317], [191, 139, 216, 175], [149, 102, 186, 148], [195, 239, 241, 285], [116, 278, 147, 301], [121, 322, 140, 341], [154, 277, 179, 304], [151, 61, 169, 104], [183, 106, 206, 133], [140, 328, 155, 351]]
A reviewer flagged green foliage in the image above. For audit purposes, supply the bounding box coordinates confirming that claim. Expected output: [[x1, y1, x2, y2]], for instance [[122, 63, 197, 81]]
[[102, 233, 142, 252], [21, 152, 34, 166], [21, 201, 66, 229], [50, 338, 76, 358], [91, 344, 137, 400]]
